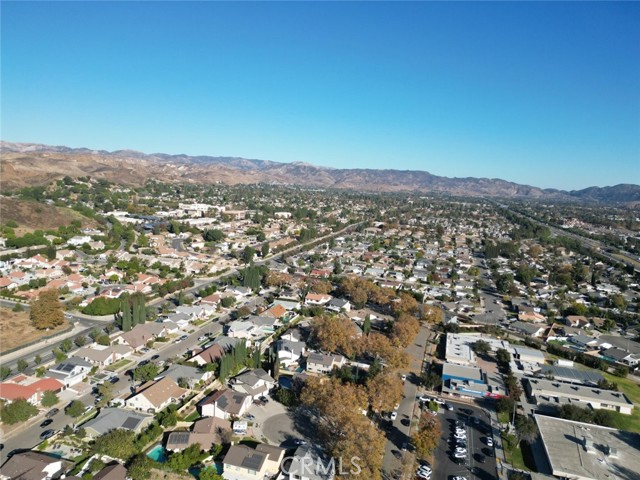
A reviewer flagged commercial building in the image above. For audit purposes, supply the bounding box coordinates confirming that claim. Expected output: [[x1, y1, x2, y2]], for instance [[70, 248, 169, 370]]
[[524, 378, 634, 414], [535, 414, 640, 480]]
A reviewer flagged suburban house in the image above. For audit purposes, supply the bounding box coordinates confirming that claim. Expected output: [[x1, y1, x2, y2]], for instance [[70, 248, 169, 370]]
[[0, 451, 72, 480], [73, 344, 133, 367], [125, 376, 188, 413], [93, 463, 128, 480], [304, 293, 332, 306], [0, 376, 64, 405], [326, 298, 351, 313], [47, 358, 92, 387], [165, 416, 232, 452], [306, 353, 346, 375], [199, 389, 252, 420], [156, 363, 214, 388], [230, 369, 275, 400], [191, 343, 227, 366], [222, 443, 286, 480], [288, 444, 336, 480], [275, 339, 306, 367], [114, 323, 166, 351], [227, 316, 278, 341], [262, 304, 288, 320], [509, 321, 546, 338], [83, 408, 153, 438]]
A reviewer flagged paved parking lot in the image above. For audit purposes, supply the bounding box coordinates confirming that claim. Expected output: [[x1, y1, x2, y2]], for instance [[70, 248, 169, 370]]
[[432, 400, 497, 480]]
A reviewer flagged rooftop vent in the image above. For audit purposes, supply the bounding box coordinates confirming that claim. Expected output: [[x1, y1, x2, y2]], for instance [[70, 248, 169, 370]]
[[583, 436, 595, 454], [606, 446, 618, 458]]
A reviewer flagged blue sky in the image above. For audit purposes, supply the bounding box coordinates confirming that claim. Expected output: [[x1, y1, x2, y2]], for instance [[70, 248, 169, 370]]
[[2, 1, 639, 190]]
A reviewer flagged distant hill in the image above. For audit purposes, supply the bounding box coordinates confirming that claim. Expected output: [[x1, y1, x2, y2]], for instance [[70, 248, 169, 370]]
[[1, 141, 638, 203], [569, 184, 640, 204]]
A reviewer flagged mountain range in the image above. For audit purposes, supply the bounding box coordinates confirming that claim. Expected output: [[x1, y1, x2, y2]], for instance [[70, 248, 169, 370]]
[[1, 141, 639, 204]]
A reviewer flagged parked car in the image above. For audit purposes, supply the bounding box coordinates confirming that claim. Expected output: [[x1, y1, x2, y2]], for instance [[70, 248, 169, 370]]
[[416, 470, 431, 480], [45, 408, 59, 418], [390, 411, 398, 421], [483, 447, 494, 457], [444, 403, 454, 411], [109, 376, 120, 384], [180, 335, 188, 341], [475, 453, 486, 464], [485, 437, 494, 447], [151, 354, 160, 361], [40, 429, 54, 440], [40, 419, 53, 428]]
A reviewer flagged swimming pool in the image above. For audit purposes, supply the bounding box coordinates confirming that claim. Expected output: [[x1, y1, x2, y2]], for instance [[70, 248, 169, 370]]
[[147, 444, 168, 463]]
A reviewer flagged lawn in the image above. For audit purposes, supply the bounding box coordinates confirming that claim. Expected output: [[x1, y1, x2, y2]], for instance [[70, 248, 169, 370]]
[[183, 411, 200, 422], [602, 372, 640, 433], [501, 432, 528, 471], [106, 358, 132, 372]]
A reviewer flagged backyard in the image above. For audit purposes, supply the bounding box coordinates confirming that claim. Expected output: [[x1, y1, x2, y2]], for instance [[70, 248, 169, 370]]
[[602, 372, 640, 432]]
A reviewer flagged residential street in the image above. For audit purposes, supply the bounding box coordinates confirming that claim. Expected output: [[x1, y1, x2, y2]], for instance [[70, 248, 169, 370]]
[[381, 325, 431, 479]]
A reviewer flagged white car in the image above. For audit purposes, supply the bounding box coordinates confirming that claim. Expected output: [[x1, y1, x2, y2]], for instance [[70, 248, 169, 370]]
[[455, 447, 467, 454], [416, 471, 431, 480], [454, 433, 467, 440], [452, 477, 468, 480], [401, 374, 407, 381], [390, 411, 398, 421], [486, 437, 494, 446], [418, 466, 432, 475]]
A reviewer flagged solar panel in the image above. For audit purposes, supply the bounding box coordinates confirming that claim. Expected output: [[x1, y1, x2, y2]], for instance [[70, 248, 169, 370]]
[[170, 432, 190, 444], [122, 417, 142, 430], [242, 453, 265, 470]]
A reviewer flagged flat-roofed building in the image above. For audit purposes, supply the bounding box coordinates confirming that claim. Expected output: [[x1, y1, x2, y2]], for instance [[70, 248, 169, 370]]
[[524, 378, 634, 415], [535, 414, 640, 480]]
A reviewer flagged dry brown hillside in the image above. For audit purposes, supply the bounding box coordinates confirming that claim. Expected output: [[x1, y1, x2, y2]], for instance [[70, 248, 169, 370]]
[[0, 197, 99, 235]]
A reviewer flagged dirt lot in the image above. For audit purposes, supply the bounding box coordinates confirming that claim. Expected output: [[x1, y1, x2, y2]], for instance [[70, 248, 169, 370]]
[[0, 306, 70, 353], [148, 469, 192, 480]]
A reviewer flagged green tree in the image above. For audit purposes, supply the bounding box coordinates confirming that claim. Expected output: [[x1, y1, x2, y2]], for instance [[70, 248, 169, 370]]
[[74, 335, 88, 347], [363, 315, 371, 336], [59, 338, 73, 353], [261, 242, 270, 258], [17, 359, 28, 372], [96, 382, 115, 408], [65, 400, 85, 418], [473, 340, 491, 356], [41, 390, 59, 407], [242, 246, 255, 264], [12, 303, 24, 312], [133, 363, 159, 382], [0, 366, 10, 380], [0, 398, 38, 424], [198, 467, 223, 480], [515, 416, 538, 443], [34, 354, 42, 365], [127, 454, 154, 480], [167, 443, 207, 471], [93, 429, 138, 460]]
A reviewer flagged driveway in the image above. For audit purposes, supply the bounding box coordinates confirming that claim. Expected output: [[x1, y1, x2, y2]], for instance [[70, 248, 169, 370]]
[[249, 399, 311, 447]]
